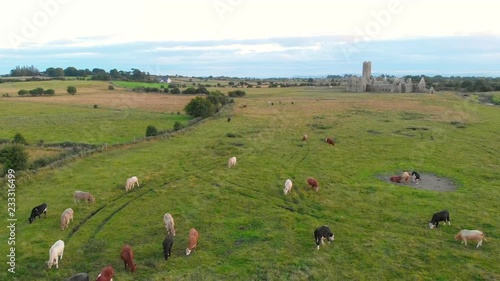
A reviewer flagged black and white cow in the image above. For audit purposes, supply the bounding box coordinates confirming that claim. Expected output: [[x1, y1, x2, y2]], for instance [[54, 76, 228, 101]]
[[314, 225, 334, 250], [429, 210, 450, 229], [412, 171, 421, 184], [163, 235, 173, 260], [64, 273, 89, 281], [29, 203, 47, 224]]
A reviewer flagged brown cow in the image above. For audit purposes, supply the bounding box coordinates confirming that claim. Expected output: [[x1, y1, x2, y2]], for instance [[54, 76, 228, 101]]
[[454, 230, 487, 248], [307, 177, 319, 192], [120, 245, 136, 273], [302, 134, 308, 142], [96, 266, 114, 281], [325, 138, 335, 145], [390, 176, 402, 183], [186, 228, 199, 255]]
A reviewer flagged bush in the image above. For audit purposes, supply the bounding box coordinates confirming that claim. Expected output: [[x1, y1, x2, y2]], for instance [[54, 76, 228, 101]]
[[228, 90, 246, 97], [13, 133, 28, 145], [0, 144, 29, 174], [18, 89, 28, 96], [145, 125, 158, 137], [184, 97, 215, 118], [171, 87, 181, 94], [44, 89, 55, 95], [108, 85, 115, 90], [67, 86, 77, 95], [173, 122, 184, 131]]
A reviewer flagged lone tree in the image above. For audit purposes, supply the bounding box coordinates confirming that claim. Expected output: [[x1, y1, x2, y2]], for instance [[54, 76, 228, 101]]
[[145, 125, 158, 137], [184, 96, 215, 118], [0, 144, 29, 174], [67, 86, 77, 95]]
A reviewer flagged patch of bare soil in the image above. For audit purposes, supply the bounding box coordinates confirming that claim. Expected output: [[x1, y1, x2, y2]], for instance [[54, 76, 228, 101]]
[[378, 173, 457, 192]]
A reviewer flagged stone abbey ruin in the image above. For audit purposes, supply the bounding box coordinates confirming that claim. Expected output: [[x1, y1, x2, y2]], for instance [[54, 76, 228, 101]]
[[346, 61, 434, 93]]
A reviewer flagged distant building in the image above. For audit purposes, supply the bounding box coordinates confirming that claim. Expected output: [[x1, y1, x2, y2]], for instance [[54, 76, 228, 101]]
[[346, 61, 432, 93], [158, 76, 171, 83]]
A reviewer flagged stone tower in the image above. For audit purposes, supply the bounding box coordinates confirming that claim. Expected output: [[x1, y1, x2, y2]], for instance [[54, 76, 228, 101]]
[[362, 61, 372, 83]]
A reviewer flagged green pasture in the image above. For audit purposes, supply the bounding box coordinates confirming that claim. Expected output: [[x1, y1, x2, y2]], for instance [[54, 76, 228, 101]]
[[0, 89, 499, 280], [0, 100, 190, 144], [112, 81, 168, 89], [0, 80, 109, 95]]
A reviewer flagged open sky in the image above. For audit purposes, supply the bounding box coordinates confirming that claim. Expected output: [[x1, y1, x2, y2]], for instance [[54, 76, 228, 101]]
[[0, 0, 499, 77]]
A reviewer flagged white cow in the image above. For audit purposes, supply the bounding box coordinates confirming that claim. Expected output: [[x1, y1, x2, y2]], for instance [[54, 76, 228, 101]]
[[163, 213, 175, 236], [60, 208, 74, 231], [125, 176, 140, 192], [47, 240, 65, 269], [227, 157, 237, 168], [454, 230, 487, 248], [284, 179, 293, 195]]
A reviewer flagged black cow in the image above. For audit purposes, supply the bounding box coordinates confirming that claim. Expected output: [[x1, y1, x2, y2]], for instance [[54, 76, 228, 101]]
[[163, 235, 174, 260], [429, 210, 450, 229], [411, 171, 421, 184], [227, 117, 232, 122], [64, 273, 89, 281], [28, 203, 47, 224], [314, 225, 334, 250]]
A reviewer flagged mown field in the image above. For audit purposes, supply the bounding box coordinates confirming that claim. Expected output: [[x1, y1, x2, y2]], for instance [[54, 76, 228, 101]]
[[0, 87, 499, 281]]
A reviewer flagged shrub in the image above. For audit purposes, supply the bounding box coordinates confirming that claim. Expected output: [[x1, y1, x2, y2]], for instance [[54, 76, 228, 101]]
[[146, 125, 158, 137], [108, 85, 115, 90], [18, 89, 28, 96], [0, 144, 29, 174], [173, 122, 184, 131], [184, 96, 215, 118], [228, 90, 246, 97], [13, 133, 28, 145], [44, 89, 55, 95], [67, 86, 77, 95]]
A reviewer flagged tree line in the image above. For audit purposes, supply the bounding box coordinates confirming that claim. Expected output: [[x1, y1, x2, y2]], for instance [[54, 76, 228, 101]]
[[8, 65, 151, 82]]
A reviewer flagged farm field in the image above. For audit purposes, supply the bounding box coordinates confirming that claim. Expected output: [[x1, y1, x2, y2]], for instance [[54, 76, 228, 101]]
[[0, 88, 499, 280]]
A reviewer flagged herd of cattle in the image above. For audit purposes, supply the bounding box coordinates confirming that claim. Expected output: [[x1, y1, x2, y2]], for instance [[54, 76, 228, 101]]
[[27, 176, 200, 281], [26, 133, 488, 280]]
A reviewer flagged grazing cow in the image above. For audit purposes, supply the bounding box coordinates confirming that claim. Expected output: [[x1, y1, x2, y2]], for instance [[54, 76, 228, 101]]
[[325, 138, 335, 145], [60, 208, 74, 231], [267, 101, 271, 106], [125, 176, 140, 192], [96, 266, 114, 281], [454, 230, 487, 248], [64, 273, 89, 281], [74, 191, 95, 203], [390, 176, 402, 183], [307, 177, 319, 192], [47, 240, 65, 269], [412, 171, 421, 184], [302, 134, 308, 142], [120, 245, 136, 273], [29, 202, 47, 224], [401, 171, 411, 184], [163, 213, 175, 236], [284, 179, 293, 195], [186, 228, 199, 255], [227, 117, 232, 122], [314, 226, 335, 250], [227, 156, 237, 168], [163, 235, 174, 260], [429, 210, 450, 229]]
